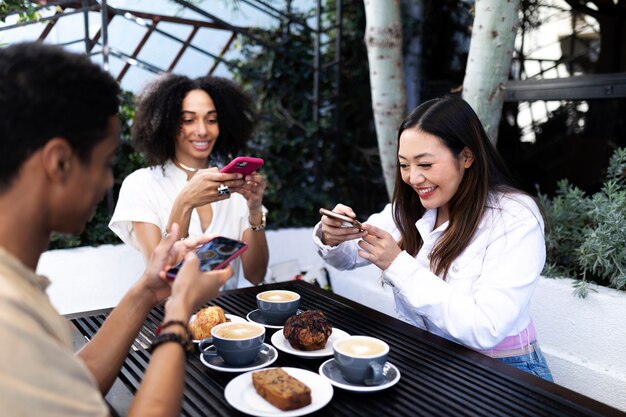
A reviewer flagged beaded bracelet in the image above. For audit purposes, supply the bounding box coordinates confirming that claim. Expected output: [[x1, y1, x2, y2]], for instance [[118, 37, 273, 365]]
[[149, 332, 195, 355], [155, 320, 189, 337], [249, 212, 266, 231]]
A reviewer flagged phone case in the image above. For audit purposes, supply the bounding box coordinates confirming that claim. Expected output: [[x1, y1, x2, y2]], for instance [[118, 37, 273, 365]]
[[166, 236, 248, 279], [220, 156, 264, 176], [319, 208, 363, 230]]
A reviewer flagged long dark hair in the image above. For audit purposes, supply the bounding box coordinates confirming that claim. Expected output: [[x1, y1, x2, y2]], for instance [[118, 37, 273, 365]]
[[131, 73, 257, 166], [392, 96, 516, 279]]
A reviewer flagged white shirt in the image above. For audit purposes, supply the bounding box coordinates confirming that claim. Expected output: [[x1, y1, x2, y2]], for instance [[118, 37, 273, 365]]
[[314, 192, 546, 350], [110, 160, 260, 290]]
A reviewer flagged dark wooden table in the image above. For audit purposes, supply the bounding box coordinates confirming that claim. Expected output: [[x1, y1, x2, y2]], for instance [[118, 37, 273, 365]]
[[69, 280, 625, 417]]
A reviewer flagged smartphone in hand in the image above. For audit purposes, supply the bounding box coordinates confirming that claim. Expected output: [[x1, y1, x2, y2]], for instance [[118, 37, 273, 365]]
[[319, 208, 363, 231], [166, 236, 248, 279], [220, 156, 264, 176]]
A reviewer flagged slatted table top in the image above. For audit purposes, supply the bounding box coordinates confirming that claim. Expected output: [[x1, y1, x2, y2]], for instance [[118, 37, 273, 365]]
[[70, 281, 624, 417]]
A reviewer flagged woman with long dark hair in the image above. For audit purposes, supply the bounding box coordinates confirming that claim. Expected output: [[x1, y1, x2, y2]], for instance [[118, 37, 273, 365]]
[[315, 96, 553, 380]]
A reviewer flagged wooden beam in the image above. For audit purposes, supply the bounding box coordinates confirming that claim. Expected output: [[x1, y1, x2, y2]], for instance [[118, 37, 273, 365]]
[[208, 32, 236, 75], [116, 22, 157, 82], [168, 25, 199, 72]]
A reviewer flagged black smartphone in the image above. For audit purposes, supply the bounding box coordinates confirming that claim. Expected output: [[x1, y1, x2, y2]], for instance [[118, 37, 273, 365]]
[[166, 236, 248, 279], [319, 208, 363, 231]]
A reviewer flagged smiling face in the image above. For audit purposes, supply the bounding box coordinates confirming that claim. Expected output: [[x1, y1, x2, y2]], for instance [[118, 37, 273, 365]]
[[174, 89, 220, 168], [398, 128, 474, 226]]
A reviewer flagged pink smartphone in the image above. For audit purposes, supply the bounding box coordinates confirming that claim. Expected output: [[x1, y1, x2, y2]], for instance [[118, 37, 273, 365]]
[[319, 208, 363, 231], [166, 236, 248, 279], [220, 156, 264, 176]]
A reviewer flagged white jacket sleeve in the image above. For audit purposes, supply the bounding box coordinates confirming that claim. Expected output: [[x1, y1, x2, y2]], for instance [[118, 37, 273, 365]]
[[383, 196, 545, 349], [312, 204, 397, 270]]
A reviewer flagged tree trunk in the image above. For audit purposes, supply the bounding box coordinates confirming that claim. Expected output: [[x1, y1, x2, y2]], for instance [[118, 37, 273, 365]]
[[402, 0, 424, 111], [462, 0, 521, 144], [363, 0, 407, 200]]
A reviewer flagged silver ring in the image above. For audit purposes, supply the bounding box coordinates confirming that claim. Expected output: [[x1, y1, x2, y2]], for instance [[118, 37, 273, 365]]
[[217, 184, 230, 196]]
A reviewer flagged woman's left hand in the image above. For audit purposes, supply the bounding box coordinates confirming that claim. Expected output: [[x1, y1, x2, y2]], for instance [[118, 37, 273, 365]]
[[236, 172, 267, 211], [357, 223, 402, 270]]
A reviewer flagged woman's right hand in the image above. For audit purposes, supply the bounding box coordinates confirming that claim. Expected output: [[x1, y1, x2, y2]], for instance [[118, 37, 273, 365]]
[[320, 203, 365, 246], [180, 167, 246, 208]]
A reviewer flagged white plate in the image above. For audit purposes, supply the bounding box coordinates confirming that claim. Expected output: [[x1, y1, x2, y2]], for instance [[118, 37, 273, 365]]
[[271, 328, 350, 358], [190, 313, 247, 343], [318, 358, 401, 392], [224, 367, 333, 417], [246, 309, 304, 329], [199, 343, 278, 373]]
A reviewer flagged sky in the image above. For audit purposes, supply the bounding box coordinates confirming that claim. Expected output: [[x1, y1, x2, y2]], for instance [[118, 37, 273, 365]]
[[0, 0, 312, 92]]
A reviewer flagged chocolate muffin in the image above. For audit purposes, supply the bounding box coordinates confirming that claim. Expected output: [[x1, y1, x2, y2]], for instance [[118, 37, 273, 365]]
[[282, 310, 333, 351]]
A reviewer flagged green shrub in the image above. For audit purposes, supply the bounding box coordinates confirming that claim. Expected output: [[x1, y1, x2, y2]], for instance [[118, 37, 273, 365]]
[[539, 147, 626, 297], [231, 0, 387, 229]]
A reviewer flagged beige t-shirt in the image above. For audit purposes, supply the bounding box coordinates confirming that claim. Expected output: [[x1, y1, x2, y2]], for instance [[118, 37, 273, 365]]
[[0, 247, 108, 416]]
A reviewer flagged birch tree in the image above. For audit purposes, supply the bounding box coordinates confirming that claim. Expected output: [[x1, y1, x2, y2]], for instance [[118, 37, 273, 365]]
[[364, 0, 407, 200], [462, 0, 521, 144]]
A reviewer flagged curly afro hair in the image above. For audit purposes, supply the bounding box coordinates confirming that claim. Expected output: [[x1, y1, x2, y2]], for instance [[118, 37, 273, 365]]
[[131, 73, 257, 166]]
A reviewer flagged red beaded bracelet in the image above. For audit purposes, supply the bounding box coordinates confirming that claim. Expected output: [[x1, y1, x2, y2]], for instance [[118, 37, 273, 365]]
[[155, 320, 189, 337]]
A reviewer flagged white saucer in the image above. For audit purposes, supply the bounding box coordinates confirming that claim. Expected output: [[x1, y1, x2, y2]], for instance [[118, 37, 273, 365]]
[[224, 367, 333, 417], [246, 309, 304, 329], [199, 343, 277, 373], [271, 328, 350, 358], [190, 313, 247, 343], [318, 358, 401, 392]]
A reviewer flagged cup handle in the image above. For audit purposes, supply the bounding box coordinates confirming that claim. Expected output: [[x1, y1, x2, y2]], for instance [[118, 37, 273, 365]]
[[364, 362, 385, 386], [200, 345, 219, 358], [198, 337, 214, 352]]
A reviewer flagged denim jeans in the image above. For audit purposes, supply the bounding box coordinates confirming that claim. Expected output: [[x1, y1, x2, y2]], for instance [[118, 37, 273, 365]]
[[495, 342, 554, 382]]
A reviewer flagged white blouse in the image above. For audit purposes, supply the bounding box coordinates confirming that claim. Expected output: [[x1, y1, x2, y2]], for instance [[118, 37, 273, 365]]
[[314, 193, 546, 350], [109, 160, 258, 290]]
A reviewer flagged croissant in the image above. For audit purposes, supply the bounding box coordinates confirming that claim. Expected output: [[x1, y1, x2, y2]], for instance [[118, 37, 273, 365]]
[[189, 306, 227, 340]]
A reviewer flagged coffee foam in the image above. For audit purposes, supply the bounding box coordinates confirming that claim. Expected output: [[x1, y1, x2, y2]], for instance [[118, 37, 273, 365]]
[[258, 291, 298, 302], [214, 323, 262, 339], [336, 338, 387, 357]]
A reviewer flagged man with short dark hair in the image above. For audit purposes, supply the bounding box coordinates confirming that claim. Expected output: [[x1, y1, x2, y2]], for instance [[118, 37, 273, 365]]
[[0, 42, 232, 416]]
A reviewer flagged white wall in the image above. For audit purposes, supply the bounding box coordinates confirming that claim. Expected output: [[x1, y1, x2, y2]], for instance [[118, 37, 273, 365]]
[[531, 278, 626, 411], [38, 244, 144, 315], [37, 228, 626, 411]]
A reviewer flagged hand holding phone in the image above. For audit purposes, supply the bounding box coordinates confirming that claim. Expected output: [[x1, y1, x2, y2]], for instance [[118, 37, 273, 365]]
[[319, 208, 363, 231], [166, 236, 248, 279], [220, 156, 264, 176]]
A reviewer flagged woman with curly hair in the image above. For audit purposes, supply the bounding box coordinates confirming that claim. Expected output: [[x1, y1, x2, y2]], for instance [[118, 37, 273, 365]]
[[314, 96, 553, 380], [110, 74, 268, 289]]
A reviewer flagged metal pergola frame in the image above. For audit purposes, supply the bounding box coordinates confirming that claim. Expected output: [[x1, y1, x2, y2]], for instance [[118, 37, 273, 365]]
[[507, 1, 626, 102], [1, 0, 345, 210], [0, 0, 343, 132], [504, 72, 626, 101]]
